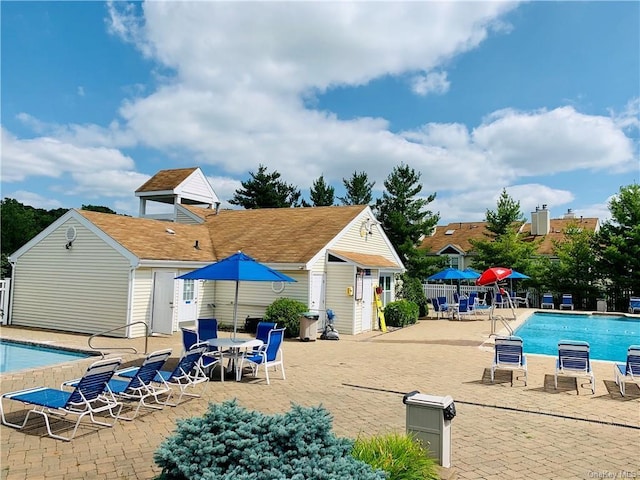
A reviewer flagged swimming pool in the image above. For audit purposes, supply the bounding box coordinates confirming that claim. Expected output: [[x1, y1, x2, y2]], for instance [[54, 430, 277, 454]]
[[514, 313, 640, 362], [0, 339, 91, 374]]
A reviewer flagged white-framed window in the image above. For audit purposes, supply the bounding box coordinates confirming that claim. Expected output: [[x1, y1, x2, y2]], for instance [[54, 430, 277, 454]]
[[182, 279, 195, 302], [378, 274, 393, 306]]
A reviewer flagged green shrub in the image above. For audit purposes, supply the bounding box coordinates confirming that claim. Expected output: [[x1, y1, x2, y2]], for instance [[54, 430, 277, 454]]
[[384, 300, 419, 328], [154, 400, 387, 480], [398, 275, 428, 317], [264, 297, 308, 337], [352, 432, 439, 480]]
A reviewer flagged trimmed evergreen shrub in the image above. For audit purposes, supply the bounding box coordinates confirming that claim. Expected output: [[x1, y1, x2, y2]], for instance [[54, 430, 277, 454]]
[[398, 275, 428, 317], [154, 400, 387, 480], [352, 432, 439, 480], [264, 297, 308, 337], [384, 300, 419, 328]]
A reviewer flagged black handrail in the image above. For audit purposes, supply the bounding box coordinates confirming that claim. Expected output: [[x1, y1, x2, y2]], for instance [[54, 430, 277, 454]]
[[88, 321, 150, 358]]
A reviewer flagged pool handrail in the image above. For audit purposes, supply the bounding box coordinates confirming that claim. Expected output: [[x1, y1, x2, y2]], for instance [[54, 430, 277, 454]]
[[88, 321, 150, 358]]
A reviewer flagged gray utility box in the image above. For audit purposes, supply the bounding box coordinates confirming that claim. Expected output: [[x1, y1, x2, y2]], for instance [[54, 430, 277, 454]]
[[596, 299, 607, 312], [403, 391, 456, 468], [299, 312, 319, 342]]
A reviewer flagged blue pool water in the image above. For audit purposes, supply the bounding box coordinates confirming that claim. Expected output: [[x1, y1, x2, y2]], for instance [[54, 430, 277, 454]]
[[514, 313, 640, 362], [0, 339, 90, 374]]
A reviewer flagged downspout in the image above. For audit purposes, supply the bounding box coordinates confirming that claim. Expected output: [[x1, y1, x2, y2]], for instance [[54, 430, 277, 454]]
[[6, 259, 17, 325]]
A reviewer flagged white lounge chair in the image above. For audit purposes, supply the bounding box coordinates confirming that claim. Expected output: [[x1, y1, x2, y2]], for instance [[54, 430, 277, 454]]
[[491, 336, 527, 386], [1, 357, 123, 441], [614, 345, 640, 397], [555, 341, 595, 394]]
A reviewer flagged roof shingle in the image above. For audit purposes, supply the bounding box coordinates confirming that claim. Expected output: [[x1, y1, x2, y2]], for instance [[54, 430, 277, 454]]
[[135, 167, 198, 193]]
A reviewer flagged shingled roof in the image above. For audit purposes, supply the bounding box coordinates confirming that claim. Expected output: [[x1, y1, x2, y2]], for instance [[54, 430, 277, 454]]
[[135, 167, 198, 193], [78, 205, 367, 265], [419, 217, 599, 256], [203, 205, 365, 264], [77, 209, 214, 261]]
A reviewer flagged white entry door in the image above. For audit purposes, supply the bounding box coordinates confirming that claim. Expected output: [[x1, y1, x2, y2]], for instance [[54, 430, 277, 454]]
[[361, 275, 373, 332], [310, 273, 325, 327], [151, 271, 176, 334], [177, 279, 199, 324]]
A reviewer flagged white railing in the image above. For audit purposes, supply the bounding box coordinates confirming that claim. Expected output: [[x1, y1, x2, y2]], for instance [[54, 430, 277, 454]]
[[0, 278, 10, 325], [423, 283, 493, 305]]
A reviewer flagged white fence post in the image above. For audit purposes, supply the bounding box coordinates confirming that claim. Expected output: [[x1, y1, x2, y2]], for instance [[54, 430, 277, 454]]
[[0, 278, 10, 325]]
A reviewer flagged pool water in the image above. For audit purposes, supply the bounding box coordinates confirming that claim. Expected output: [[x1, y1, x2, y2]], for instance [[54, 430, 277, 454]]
[[0, 339, 90, 374], [514, 313, 640, 362]]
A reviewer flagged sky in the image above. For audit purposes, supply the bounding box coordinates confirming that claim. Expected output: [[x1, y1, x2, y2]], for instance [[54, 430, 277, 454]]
[[1, 1, 639, 226]]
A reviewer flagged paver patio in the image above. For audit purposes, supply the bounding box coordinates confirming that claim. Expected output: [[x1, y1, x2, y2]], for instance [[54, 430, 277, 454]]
[[1, 310, 639, 479]]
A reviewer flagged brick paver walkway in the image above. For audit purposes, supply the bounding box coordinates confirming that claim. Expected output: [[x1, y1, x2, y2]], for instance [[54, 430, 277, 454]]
[[1, 310, 639, 479]]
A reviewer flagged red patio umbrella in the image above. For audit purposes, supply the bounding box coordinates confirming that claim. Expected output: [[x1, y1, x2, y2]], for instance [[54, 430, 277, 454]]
[[476, 267, 513, 286]]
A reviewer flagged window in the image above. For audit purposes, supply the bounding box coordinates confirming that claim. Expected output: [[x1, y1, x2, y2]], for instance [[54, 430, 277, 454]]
[[448, 255, 460, 269], [182, 279, 195, 301], [378, 274, 393, 306]]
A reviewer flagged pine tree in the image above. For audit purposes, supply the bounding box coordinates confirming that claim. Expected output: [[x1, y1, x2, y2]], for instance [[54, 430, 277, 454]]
[[230, 164, 301, 208], [309, 175, 335, 206], [485, 188, 526, 237], [374, 164, 439, 265], [338, 171, 374, 206]]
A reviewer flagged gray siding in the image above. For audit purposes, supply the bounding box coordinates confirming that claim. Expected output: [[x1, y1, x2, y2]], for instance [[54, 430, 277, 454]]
[[11, 218, 131, 337], [175, 209, 202, 225]]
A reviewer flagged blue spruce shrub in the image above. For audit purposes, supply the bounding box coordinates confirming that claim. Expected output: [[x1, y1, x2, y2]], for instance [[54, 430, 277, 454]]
[[154, 399, 387, 480]]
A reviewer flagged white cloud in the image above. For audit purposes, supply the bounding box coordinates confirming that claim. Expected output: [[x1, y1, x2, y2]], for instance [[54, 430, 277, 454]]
[[411, 71, 450, 96], [472, 106, 636, 176], [1, 127, 135, 182], [69, 170, 150, 198], [3, 2, 636, 224], [5, 190, 64, 210], [77, 86, 85, 97]]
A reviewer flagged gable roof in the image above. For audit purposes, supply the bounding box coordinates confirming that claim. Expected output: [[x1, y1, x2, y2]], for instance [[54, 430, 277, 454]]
[[203, 205, 366, 263], [420, 217, 599, 256], [329, 250, 401, 269], [135, 167, 199, 193], [76, 205, 371, 265], [77, 210, 214, 262]]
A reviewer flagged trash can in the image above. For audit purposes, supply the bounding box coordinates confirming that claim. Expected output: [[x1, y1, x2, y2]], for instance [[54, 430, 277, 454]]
[[403, 391, 456, 468], [596, 299, 607, 312], [299, 312, 319, 342]]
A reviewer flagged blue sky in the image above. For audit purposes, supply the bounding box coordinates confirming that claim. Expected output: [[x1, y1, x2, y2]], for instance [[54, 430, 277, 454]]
[[2, 1, 638, 225]]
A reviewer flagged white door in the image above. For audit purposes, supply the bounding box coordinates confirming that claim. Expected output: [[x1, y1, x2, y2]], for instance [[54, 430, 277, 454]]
[[310, 273, 325, 328], [177, 279, 199, 324], [361, 275, 373, 332], [151, 271, 176, 334]]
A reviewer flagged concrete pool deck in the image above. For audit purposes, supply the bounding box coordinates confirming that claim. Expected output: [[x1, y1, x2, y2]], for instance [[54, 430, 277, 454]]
[[1, 309, 639, 479]]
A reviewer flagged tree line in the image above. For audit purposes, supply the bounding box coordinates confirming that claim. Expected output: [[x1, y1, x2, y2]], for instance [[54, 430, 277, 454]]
[[468, 185, 640, 312], [1, 165, 638, 312]]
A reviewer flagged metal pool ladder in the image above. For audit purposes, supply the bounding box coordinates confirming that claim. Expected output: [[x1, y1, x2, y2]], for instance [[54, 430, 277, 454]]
[[88, 321, 150, 358]]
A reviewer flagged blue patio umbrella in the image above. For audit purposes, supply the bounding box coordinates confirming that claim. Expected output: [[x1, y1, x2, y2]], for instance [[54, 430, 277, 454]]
[[507, 270, 530, 279], [427, 267, 473, 294], [463, 268, 481, 279], [177, 251, 296, 338], [427, 267, 470, 281], [506, 269, 530, 294]]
